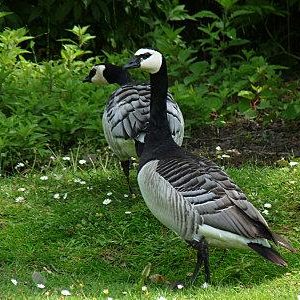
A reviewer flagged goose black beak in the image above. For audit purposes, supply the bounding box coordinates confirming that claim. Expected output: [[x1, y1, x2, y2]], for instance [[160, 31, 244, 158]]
[[123, 56, 141, 70], [82, 76, 91, 83]]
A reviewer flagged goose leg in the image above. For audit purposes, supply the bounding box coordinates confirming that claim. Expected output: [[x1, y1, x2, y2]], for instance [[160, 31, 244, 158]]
[[190, 249, 203, 285], [202, 242, 210, 285], [120, 160, 133, 194], [190, 240, 211, 285], [135, 140, 144, 157]]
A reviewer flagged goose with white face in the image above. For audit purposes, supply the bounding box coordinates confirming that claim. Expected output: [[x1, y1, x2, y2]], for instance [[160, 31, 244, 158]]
[[124, 48, 163, 74], [83, 65, 108, 85]]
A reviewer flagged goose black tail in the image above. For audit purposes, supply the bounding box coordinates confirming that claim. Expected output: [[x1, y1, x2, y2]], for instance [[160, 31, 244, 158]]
[[272, 232, 297, 253], [248, 243, 287, 267]]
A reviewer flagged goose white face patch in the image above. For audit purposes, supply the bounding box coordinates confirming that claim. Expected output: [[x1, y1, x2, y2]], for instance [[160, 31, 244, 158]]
[[134, 48, 163, 74], [91, 65, 108, 85]]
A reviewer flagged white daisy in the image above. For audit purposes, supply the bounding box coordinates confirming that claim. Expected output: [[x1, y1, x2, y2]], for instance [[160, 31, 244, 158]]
[[103, 199, 112, 205], [15, 196, 25, 203], [61, 289, 71, 296], [15, 162, 25, 169], [53, 193, 60, 199], [103, 289, 109, 294]]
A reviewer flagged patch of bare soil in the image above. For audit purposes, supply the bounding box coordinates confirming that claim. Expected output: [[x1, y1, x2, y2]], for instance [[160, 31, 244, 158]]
[[184, 120, 300, 166]]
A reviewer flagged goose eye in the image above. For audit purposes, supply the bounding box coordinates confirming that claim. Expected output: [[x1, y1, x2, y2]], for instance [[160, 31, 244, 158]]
[[141, 53, 151, 59], [137, 53, 151, 61]]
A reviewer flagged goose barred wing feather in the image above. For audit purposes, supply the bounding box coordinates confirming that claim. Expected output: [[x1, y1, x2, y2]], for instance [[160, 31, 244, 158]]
[[155, 157, 272, 241], [106, 84, 150, 142], [166, 95, 184, 145], [105, 84, 184, 144]]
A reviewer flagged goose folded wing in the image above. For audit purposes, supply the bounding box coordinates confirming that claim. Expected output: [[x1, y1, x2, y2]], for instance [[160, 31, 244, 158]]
[[106, 84, 150, 140], [166, 93, 184, 136], [157, 158, 273, 241]]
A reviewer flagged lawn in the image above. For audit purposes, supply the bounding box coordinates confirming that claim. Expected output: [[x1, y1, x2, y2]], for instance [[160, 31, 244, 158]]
[[0, 158, 299, 300]]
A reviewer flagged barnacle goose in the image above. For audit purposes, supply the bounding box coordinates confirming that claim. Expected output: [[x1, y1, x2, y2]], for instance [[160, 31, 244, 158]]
[[123, 49, 296, 285], [83, 63, 184, 192]]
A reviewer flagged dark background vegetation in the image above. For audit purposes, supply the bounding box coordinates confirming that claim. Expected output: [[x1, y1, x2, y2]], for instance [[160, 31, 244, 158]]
[[1, 0, 300, 70], [0, 0, 299, 172]]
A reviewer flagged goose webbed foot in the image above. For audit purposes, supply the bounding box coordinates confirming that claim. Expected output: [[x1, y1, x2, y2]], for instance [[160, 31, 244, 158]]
[[188, 239, 211, 286], [120, 160, 133, 194]]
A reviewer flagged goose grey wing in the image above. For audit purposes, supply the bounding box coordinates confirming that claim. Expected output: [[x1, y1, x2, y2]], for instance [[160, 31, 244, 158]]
[[106, 84, 150, 141], [156, 158, 271, 240]]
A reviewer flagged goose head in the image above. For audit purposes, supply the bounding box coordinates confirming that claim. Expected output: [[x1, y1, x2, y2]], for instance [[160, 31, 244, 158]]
[[83, 63, 128, 85], [83, 64, 108, 84], [124, 48, 163, 74]]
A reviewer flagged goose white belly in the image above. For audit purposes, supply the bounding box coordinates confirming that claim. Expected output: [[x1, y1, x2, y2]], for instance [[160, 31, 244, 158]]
[[197, 224, 270, 249]]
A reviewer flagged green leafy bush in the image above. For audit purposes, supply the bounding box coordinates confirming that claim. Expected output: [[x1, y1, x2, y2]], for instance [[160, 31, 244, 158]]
[[0, 7, 299, 173], [0, 24, 114, 173]]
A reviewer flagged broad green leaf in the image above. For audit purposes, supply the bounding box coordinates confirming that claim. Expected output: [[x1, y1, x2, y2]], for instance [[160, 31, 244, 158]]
[[189, 61, 209, 75], [238, 90, 255, 100], [0, 12, 13, 19], [168, 5, 190, 21], [258, 99, 271, 109], [205, 96, 223, 110], [230, 9, 254, 19], [216, 0, 238, 10], [193, 10, 219, 19], [227, 39, 249, 47]]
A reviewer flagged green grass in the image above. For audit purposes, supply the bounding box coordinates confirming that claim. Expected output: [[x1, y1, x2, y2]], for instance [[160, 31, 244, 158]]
[[0, 162, 299, 299]]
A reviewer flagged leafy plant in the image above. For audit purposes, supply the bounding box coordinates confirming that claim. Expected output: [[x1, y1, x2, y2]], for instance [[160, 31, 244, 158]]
[[0, 6, 299, 173], [194, 4, 252, 68], [59, 25, 95, 67]]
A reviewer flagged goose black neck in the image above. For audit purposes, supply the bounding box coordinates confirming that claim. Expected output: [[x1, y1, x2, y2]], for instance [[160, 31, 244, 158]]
[[116, 69, 130, 85], [139, 54, 183, 168], [148, 57, 173, 143], [105, 64, 130, 85]]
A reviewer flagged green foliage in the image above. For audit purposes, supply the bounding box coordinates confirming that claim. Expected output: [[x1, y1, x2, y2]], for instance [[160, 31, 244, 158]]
[[0, 24, 113, 173], [59, 25, 95, 67], [0, 27, 33, 65], [195, 6, 252, 69], [0, 5, 299, 172]]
